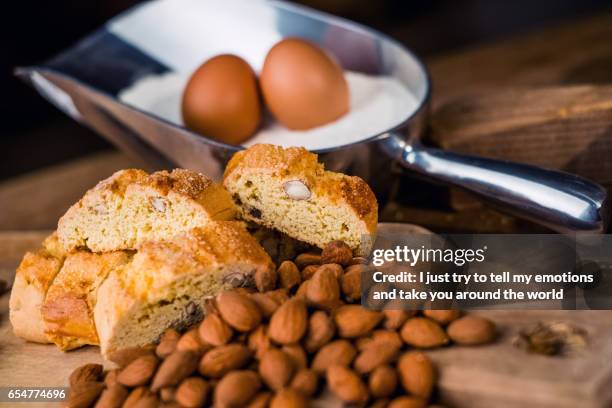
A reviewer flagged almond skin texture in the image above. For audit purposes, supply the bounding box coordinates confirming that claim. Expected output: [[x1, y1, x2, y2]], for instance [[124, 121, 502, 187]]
[[268, 298, 308, 345], [334, 305, 383, 338], [369, 365, 398, 398], [295, 252, 321, 269], [424, 309, 462, 325], [301, 265, 319, 280], [326, 365, 369, 404], [122, 386, 156, 408], [341, 265, 364, 302], [67, 382, 104, 408], [400, 317, 449, 348], [199, 313, 233, 346], [270, 388, 307, 408], [216, 291, 263, 332], [304, 311, 336, 352], [290, 369, 318, 396], [214, 370, 261, 408], [107, 344, 156, 368], [175, 377, 209, 408], [322, 241, 353, 266], [447, 315, 496, 345], [248, 325, 272, 359], [69, 363, 103, 388], [383, 309, 413, 331], [311, 339, 357, 374], [398, 351, 435, 399], [156, 329, 181, 358], [388, 396, 427, 408], [199, 344, 252, 378], [247, 392, 272, 408], [95, 384, 129, 408], [278, 261, 302, 290], [151, 351, 199, 391], [177, 328, 208, 354], [259, 349, 295, 391], [250, 289, 288, 318], [306, 266, 340, 309], [117, 354, 159, 387], [353, 340, 400, 374], [282, 344, 308, 370], [255, 264, 278, 292]]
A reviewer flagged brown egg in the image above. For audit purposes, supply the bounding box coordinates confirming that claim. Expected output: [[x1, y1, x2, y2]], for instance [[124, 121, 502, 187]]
[[182, 54, 261, 144], [260, 38, 349, 130]]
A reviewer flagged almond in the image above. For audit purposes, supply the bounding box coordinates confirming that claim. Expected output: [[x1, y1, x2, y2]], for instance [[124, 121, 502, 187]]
[[69, 363, 103, 389], [107, 344, 156, 368], [156, 328, 181, 358], [250, 289, 288, 318], [216, 291, 262, 332], [122, 386, 157, 408], [175, 377, 209, 408], [214, 370, 261, 408], [199, 313, 233, 346], [94, 384, 128, 408], [304, 311, 335, 353], [247, 392, 272, 408], [151, 350, 199, 391], [290, 369, 318, 396], [270, 388, 307, 408], [159, 387, 175, 402], [117, 354, 159, 387], [341, 265, 364, 302], [66, 381, 104, 408], [311, 339, 356, 374], [295, 252, 321, 269], [306, 266, 340, 309], [278, 261, 302, 290], [322, 241, 353, 266], [259, 348, 295, 391], [322, 263, 344, 280], [295, 280, 310, 299], [388, 396, 427, 408], [369, 365, 397, 398], [301, 265, 319, 280], [353, 340, 400, 374], [248, 325, 272, 359], [282, 344, 308, 370], [326, 365, 369, 404], [370, 330, 403, 349], [349, 257, 369, 265], [447, 315, 496, 345], [334, 305, 383, 338], [383, 309, 413, 331], [268, 298, 308, 345], [255, 264, 278, 292], [397, 351, 435, 399], [400, 317, 449, 348], [283, 180, 311, 200], [424, 309, 462, 325], [177, 328, 208, 354], [199, 343, 252, 378], [103, 370, 119, 388]]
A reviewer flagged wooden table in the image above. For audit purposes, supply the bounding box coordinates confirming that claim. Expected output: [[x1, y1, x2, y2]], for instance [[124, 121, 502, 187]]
[[2, 12, 612, 408]]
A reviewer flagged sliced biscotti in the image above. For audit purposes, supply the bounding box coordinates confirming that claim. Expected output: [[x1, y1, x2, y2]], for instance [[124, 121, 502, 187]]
[[41, 251, 131, 351], [57, 168, 237, 253], [10, 233, 66, 343], [223, 144, 378, 256], [94, 220, 274, 358]]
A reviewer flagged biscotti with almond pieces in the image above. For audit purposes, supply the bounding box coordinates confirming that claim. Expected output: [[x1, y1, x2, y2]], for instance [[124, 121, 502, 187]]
[[94, 220, 274, 358], [9, 233, 66, 344], [223, 144, 378, 256], [57, 168, 237, 253]]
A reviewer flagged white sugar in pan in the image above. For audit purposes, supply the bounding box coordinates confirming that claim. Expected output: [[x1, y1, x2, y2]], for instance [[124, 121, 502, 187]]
[[119, 70, 419, 151]]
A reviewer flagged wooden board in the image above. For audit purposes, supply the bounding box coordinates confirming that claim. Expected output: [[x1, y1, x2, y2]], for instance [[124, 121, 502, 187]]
[[1, 232, 612, 407]]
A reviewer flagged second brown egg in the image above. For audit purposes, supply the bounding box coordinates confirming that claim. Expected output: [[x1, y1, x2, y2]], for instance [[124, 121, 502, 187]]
[[260, 38, 350, 131]]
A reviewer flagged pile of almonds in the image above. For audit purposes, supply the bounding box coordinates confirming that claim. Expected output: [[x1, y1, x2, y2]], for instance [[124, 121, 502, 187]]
[[66, 241, 496, 408]]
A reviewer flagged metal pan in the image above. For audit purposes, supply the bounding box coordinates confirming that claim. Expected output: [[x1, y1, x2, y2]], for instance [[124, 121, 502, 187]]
[[16, 0, 607, 233]]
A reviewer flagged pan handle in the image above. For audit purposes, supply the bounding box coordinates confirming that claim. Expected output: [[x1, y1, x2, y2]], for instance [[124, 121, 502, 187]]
[[380, 134, 608, 233]]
